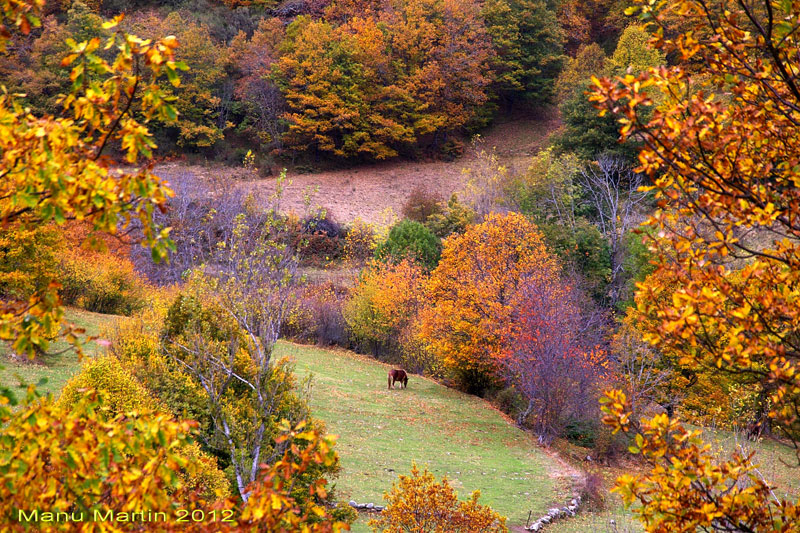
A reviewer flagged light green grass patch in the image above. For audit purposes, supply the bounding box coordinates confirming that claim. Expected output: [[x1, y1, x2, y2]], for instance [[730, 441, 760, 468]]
[[0, 308, 119, 398], [280, 342, 570, 532]]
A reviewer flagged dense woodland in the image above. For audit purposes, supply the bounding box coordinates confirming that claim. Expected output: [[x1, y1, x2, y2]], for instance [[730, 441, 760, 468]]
[[2, 0, 800, 531]]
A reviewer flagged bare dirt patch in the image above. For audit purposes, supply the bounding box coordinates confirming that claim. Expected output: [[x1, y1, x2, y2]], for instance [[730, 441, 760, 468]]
[[154, 115, 560, 226]]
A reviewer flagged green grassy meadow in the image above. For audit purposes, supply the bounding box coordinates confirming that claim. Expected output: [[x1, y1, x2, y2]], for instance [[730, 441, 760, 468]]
[[5, 318, 799, 532], [0, 309, 118, 398], [279, 342, 573, 532]]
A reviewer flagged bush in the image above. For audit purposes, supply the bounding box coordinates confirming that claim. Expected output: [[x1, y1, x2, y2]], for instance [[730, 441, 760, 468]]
[[58, 355, 162, 414], [57, 248, 149, 315], [493, 386, 526, 419], [283, 282, 349, 346], [375, 219, 441, 270], [343, 219, 378, 266], [369, 463, 507, 533], [425, 194, 476, 238], [295, 214, 345, 266], [401, 186, 443, 224], [58, 355, 230, 500]]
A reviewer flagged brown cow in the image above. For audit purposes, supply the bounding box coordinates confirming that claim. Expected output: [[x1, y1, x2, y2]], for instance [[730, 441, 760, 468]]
[[388, 369, 408, 389]]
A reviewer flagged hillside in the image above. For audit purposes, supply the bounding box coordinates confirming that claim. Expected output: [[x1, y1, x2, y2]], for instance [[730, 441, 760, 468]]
[[281, 341, 579, 532], [0, 309, 118, 398], [154, 115, 561, 225]]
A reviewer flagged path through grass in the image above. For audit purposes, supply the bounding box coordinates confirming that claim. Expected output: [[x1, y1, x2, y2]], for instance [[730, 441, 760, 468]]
[[280, 342, 573, 532]]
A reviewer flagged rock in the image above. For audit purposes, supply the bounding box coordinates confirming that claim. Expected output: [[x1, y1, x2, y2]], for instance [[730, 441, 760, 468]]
[[348, 500, 357, 508], [366, 503, 374, 510], [540, 516, 550, 524]]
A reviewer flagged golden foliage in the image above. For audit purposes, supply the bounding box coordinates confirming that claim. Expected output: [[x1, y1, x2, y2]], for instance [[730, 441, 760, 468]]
[[369, 463, 507, 533], [0, 0, 181, 356], [418, 212, 559, 389], [591, 0, 800, 529]]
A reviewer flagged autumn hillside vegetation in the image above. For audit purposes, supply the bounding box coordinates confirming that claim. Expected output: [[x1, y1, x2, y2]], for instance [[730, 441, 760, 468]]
[[5, 0, 800, 531]]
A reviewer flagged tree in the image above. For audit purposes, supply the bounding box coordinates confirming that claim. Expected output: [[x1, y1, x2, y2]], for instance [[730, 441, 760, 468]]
[[499, 274, 607, 441], [127, 11, 228, 150], [578, 155, 648, 305], [554, 43, 607, 104], [165, 210, 301, 501], [0, 0, 181, 357], [605, 24, 665, 76], [369, 463, 507, 533], [555, 79, 640, 160], [481, 0, 565, 107], [374, 219, 441, 270], [229, 17, 286, 151], [418, 212, 561, 393], [592, 0, 800, 529], [555, 25, 662, 160], [274, 0, 493, 159], [343, 258, 426, 357]]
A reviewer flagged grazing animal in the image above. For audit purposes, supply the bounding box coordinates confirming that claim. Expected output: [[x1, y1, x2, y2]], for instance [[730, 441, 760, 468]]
[[388, 369, 408, 389]]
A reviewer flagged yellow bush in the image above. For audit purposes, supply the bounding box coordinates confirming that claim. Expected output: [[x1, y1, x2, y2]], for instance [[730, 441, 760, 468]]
[[369, 463, 507, 533], [57, 247, 149, 315], [178, 442, 231, 500], [344, 219, 378, 266], [58, 355, 230, 500], [58, 354, 162, 413]]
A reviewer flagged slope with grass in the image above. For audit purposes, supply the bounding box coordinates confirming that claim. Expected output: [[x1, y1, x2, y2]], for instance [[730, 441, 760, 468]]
[[279, 342, 578, 532], [0, 309, 118, 398]]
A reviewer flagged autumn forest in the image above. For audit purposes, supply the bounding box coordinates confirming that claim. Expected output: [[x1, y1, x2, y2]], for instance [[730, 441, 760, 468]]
[[2, 0, 800, 531]]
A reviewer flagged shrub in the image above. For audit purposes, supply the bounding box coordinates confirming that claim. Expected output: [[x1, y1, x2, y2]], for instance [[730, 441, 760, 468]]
[[296, 214, 345, 266], [493, 386, 526, 419], [580, 472, 607, 511], [369, 463, 507, 533], [283, 282, 349, 346], [374, 219, 441, 270], [343, 219, 378, 266], [58, 355, 162, 414], [425, 194, 477, 238], [57, 248, 148, 315], [401, 186, 443, 224], [343, 259, 426, 359], [58, 354, 231, 500]]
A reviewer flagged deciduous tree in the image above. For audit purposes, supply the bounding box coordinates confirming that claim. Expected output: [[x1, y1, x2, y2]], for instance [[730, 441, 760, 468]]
[[500, 275, 607, 440], [0, 0, 180, 356], [418, 212, 560, 393], [592, 0, 800, 529]]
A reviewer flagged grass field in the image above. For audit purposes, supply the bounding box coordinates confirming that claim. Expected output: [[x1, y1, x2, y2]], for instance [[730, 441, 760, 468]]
[[0, 309, 118, 398], [5, 322, 798, 532], [279, 342, 576, 532]]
